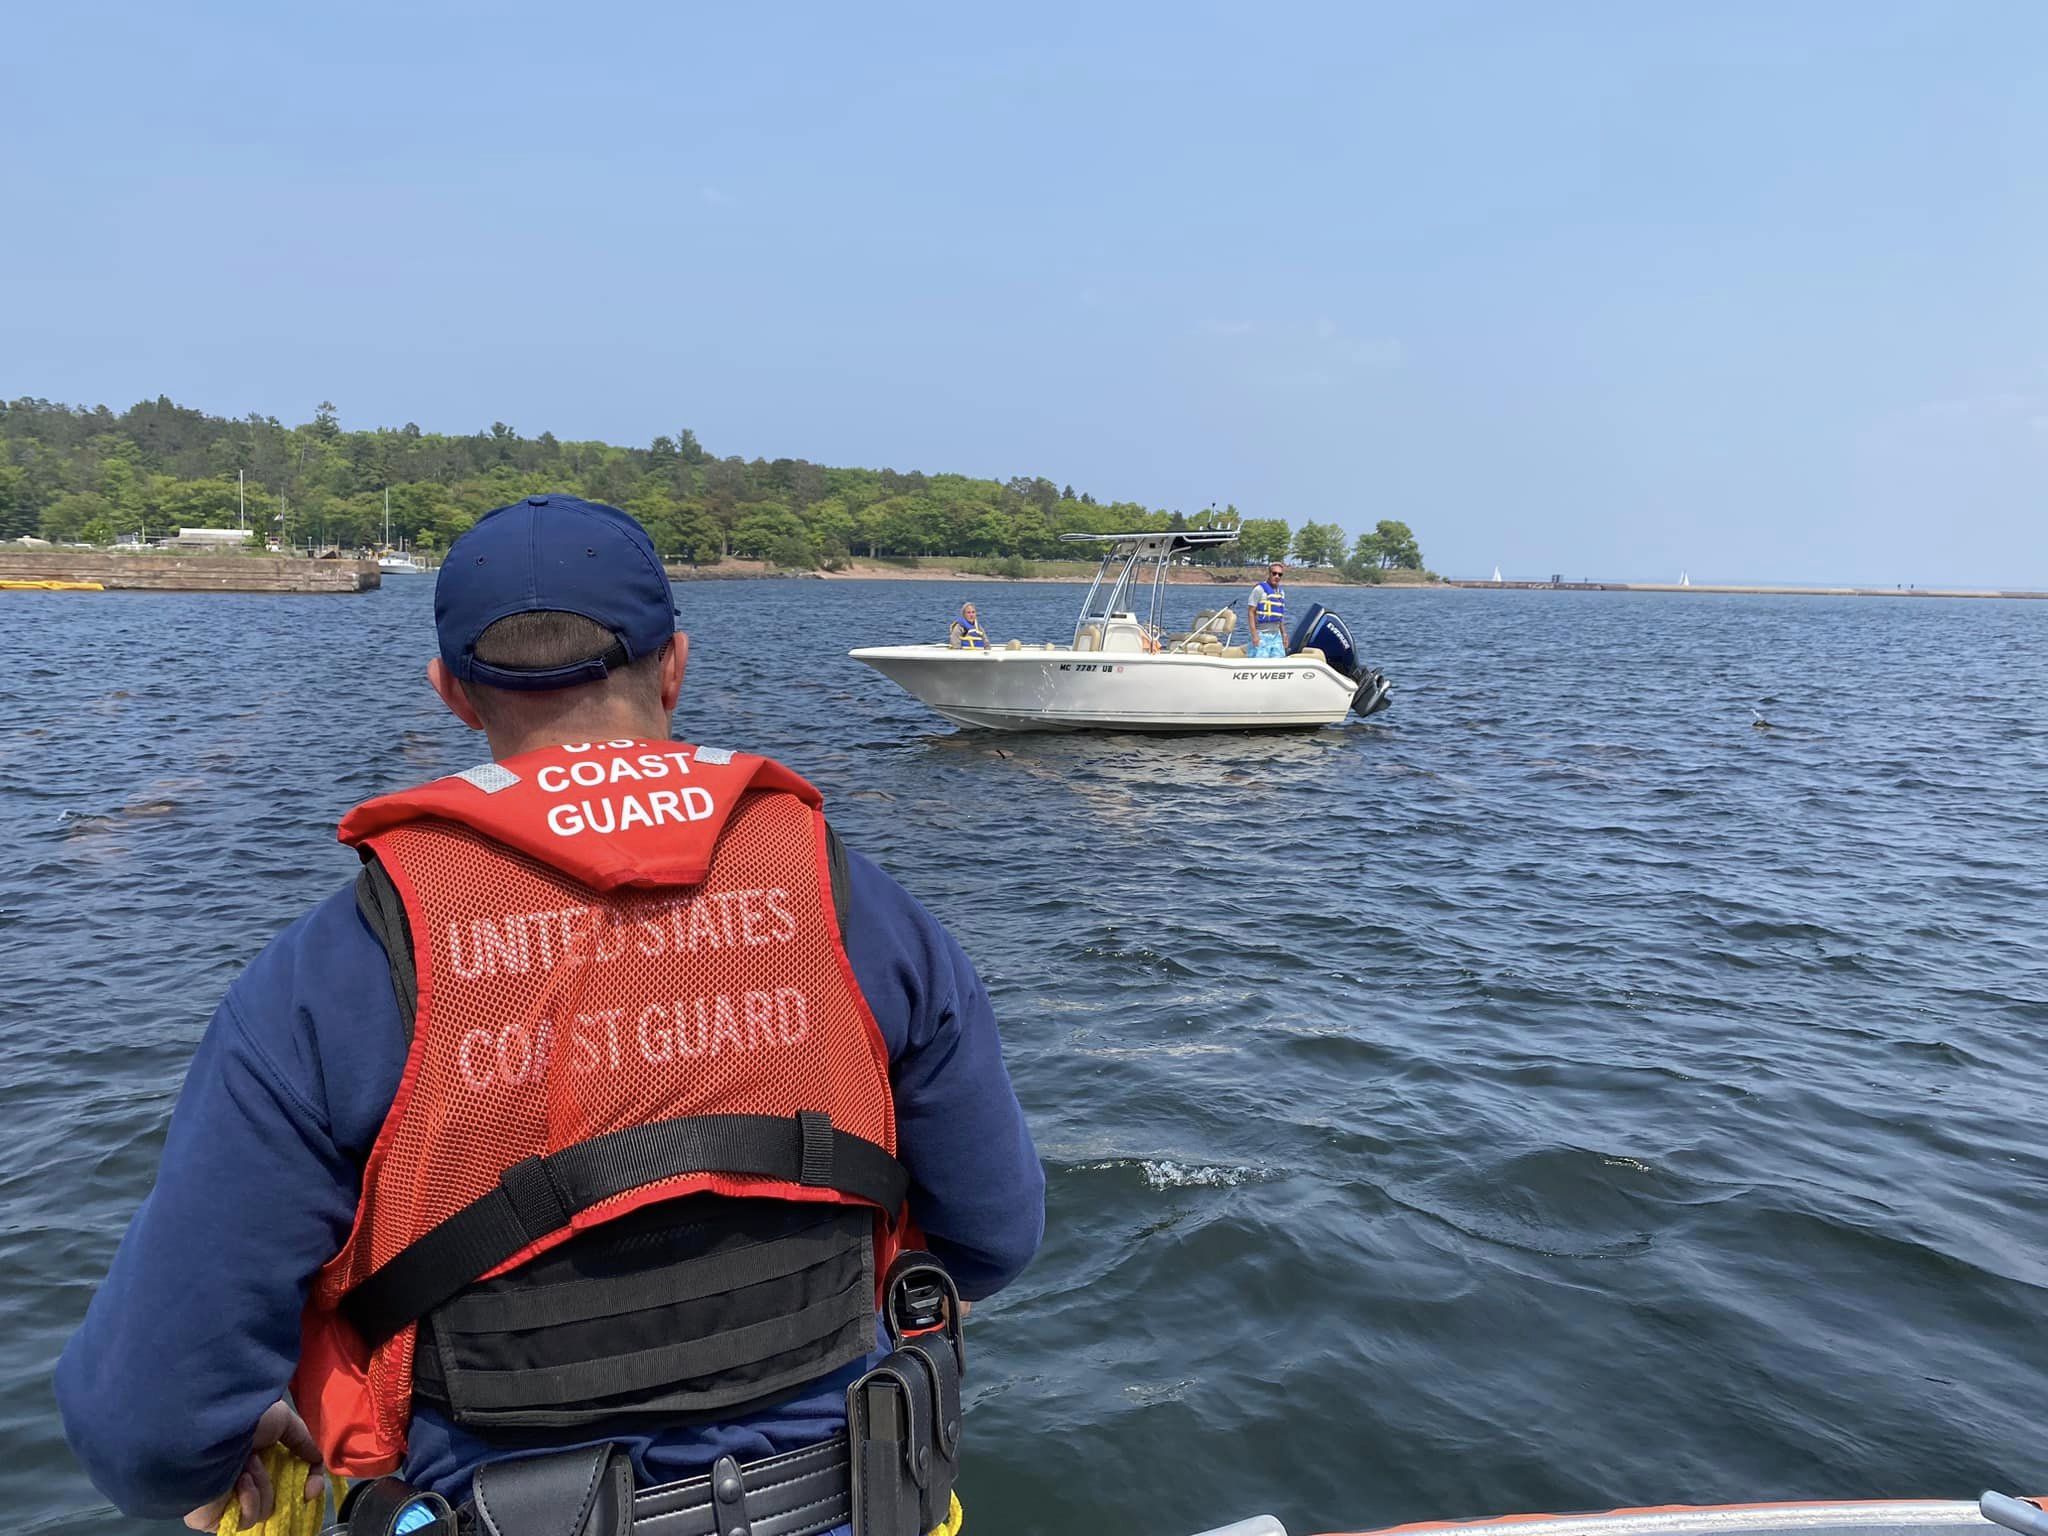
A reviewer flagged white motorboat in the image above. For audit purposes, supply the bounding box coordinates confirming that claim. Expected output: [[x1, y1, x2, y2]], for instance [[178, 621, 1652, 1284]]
[[849, 529, 1392, 732]]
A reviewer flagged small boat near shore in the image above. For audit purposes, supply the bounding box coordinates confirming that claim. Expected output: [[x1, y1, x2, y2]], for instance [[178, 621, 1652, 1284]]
[[850, 529, 1392, 732], [378, 488, 428, 573]]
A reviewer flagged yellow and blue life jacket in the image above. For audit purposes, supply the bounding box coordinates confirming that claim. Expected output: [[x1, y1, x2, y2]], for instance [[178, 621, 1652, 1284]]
[[1252, 580, 1287, 627], [954, 609, 989, 650]]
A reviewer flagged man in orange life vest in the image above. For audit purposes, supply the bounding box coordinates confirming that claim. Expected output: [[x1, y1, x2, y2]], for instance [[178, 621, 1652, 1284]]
[[55, 495, 1045, 1532]]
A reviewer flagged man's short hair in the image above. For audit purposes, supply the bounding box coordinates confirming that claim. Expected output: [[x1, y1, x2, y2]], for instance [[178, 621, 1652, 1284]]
[[466, 611, 668, 725]]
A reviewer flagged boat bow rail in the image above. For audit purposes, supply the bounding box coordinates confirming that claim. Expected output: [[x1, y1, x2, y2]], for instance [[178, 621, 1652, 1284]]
[[1186, 1496, 2048, 1536]]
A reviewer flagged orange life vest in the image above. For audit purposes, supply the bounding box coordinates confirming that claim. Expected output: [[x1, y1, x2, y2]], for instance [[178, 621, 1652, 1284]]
[[292, 739, 907, 1477]]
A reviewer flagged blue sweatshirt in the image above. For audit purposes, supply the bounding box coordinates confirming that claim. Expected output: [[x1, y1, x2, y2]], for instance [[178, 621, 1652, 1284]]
[[54, 839, 1043, 1520]]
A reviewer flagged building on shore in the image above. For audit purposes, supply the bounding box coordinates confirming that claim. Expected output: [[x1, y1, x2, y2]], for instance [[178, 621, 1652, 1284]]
[[169, 527, 253, 550]]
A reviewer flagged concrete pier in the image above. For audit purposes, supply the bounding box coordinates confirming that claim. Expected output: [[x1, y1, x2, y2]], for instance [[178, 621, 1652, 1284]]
[[0, 550, 380, 593]]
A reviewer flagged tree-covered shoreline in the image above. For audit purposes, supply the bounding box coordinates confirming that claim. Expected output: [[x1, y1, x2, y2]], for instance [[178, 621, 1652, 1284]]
[[0, 396, 1427, 578]]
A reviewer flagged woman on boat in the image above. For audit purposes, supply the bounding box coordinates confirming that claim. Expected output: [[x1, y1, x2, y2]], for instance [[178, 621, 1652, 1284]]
[[949, 602, 989, 649]]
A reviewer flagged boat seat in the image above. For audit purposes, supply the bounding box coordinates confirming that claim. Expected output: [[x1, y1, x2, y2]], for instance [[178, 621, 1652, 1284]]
[[1168, 607, 1237, 652], [1296, 646, 1325, 664], [1220, 645, 1247, 658], [1075, 624, 1103, 652]]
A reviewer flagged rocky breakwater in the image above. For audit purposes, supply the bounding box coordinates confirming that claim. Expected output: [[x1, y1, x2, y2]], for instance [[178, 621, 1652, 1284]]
[[0, 550, 380, 593]]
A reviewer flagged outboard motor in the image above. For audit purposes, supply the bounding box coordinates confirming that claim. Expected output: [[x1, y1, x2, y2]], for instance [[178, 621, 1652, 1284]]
[[1287, 603, 1393, 716]]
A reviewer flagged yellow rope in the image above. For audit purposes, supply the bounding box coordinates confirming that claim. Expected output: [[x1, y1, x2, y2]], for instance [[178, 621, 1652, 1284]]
[[930, 1490, 965, 1536], [213, 1445, 337, 1536]]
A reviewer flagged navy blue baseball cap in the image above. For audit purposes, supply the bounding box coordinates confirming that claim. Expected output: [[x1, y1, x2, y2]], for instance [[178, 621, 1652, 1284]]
[[436, 495, 678, 691]]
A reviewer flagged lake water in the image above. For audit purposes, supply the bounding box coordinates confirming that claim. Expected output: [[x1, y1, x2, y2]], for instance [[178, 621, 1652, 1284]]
[[3, 578, 2045, 1535]]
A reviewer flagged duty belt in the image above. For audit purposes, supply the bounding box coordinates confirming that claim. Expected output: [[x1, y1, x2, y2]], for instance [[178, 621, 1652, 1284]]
[[338, 1438, 850, 1536], [335, 1253, 966, 1536]]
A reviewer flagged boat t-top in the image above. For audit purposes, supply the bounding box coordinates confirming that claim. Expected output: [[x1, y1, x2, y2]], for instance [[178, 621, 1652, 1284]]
[[849, 528, 1392, 732]]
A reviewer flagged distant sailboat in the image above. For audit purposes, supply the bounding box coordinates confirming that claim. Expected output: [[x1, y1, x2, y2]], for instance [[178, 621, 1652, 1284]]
[[1491, 565, 1503, 583], [378, 488, 426, 574], [1679, 571, 1691, 587]]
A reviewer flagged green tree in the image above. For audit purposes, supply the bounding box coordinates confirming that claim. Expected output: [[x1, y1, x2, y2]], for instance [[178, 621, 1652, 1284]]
[[1290, 520, 1344, 566], [0, 464, 30, 540], [161, 476, 255, 532], [731, 506, 811, 565], [1349, 519, 1421, 571], [765, 529, 815, 570], [1239, 517, 1291, 564], [867, 495, 947, 556], [671, 508, 726, 564], [97, 454, 144, 524], [802, 497, 857, 562], [1373, 519, 1423, 570], [625, 488, 682, 556], [1006, 503, 1055, 558], [41, 491, 112, 543]]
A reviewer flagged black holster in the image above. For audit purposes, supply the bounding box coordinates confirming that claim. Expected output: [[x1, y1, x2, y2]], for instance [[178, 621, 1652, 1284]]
[[846, 1252, 966, 1536]]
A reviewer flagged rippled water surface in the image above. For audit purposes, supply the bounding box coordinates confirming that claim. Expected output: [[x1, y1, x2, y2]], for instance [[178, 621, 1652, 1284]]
[[4, 579, 2046, 1535]]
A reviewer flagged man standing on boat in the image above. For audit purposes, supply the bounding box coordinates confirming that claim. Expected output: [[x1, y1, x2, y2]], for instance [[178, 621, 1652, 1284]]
[[55, 495, 1044, 1533], [1249, 560, 1289, 655]]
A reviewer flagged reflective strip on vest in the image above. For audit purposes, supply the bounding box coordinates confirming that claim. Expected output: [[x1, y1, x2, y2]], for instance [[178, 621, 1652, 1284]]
[[293, 740, 901, 1476], [1253, 583, 1286, 624]]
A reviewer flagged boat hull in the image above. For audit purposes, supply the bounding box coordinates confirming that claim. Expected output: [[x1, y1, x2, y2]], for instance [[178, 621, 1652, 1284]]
[[1319, 1501, 2024, 1536], [848, 645, 1370, 732]]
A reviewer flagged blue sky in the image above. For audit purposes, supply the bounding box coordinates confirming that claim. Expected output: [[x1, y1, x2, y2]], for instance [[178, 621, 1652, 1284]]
[[5, 2, 2043, 584]]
